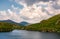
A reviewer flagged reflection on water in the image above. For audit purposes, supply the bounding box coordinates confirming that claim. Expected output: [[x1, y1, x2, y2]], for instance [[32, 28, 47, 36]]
[[0, 30, 60, 39]]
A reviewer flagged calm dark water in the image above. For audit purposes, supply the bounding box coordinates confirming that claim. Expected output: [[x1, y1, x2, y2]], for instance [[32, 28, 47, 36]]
[[0, 30, 60, 39]]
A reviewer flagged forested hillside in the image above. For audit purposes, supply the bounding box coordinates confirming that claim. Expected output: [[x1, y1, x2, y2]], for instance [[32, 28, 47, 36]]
[[25, 14, 60, 32], [0, 22, 24, 32]]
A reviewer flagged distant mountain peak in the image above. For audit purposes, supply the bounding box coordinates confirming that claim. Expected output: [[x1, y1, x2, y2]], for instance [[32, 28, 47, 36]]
[[20, 21, 29, 26]]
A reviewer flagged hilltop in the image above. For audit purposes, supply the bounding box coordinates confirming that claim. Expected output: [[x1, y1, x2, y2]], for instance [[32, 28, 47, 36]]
[[25, 14, 60, 33], [0, 22, 24, 32]]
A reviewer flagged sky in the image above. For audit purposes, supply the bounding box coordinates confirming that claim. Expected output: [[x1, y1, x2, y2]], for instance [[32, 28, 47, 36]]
[[0, 0, 60, 23]]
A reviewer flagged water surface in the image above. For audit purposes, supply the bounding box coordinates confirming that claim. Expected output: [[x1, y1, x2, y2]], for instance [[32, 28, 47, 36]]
[[0, 30, 60, 39]]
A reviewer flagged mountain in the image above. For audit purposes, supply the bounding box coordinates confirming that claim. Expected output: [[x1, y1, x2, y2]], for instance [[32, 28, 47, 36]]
[[0, 20, 28, 26], [0, 19, 17, 23], [25, 14, 60, 33], [20, 21, 29, 26]]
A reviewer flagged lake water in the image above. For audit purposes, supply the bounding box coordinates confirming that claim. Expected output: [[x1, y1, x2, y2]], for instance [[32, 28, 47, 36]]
[[0, 30, 60, 39]]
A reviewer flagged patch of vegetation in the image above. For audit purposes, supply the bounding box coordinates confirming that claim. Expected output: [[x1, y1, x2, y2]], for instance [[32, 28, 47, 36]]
[[25, 14, 60, 33], [0, 22, 24, 32]]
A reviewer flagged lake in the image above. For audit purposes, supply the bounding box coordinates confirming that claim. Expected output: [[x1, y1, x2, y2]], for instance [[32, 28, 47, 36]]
[[0, 30, 60, 39]]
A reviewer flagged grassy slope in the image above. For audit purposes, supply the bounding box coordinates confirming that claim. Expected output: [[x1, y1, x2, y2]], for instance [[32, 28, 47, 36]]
[[0, 22, 24, 32], [25, 14, 60, 32]]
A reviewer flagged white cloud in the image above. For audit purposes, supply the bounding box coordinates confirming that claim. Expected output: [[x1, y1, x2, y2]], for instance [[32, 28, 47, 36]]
[[15, 0, 60, 23], [0, 6, 23, 23], [7, 9, 24, 23], [0, 11, 9, 20], [0, 0, 60, 24]]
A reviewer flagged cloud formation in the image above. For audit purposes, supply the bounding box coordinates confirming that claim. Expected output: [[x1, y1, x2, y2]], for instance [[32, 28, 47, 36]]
[[15, 0, 55, 6], [17, 0, 60, 23], [0, 0, 60, 23]]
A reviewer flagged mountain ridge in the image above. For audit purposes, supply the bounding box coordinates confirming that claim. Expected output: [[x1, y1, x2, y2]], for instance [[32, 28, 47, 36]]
[[0, 19, 28, 26]]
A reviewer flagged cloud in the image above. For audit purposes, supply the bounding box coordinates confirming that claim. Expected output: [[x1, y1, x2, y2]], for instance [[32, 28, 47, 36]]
[[15, 0, 60, 23], [0, 5, 23, 23], [15, 0, 55, 6], [0, 0, 60, 24], [0, 11, 9, 20]]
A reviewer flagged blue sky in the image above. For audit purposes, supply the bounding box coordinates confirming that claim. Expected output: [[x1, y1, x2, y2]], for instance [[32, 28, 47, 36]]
[[0, 0, 23, 10]]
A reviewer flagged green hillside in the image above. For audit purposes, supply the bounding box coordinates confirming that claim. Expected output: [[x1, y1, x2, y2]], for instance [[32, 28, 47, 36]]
[[25, 14, 60, 33], [0, 22, 24, 32]]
